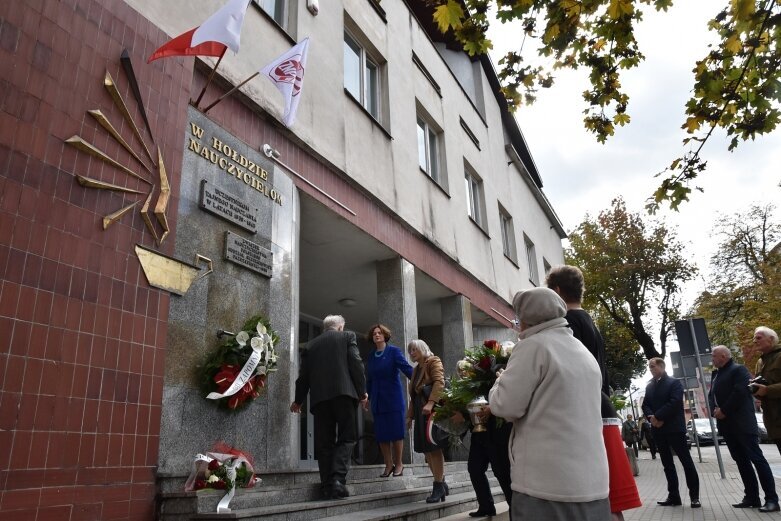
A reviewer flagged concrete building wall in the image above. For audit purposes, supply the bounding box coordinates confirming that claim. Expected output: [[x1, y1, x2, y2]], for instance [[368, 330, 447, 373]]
[[125, 0, 566, 301]]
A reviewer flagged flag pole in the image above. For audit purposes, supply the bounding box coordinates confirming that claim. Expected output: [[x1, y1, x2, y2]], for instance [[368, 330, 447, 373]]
[[192, 48, 227, 108], [202, 72, 259, 113]]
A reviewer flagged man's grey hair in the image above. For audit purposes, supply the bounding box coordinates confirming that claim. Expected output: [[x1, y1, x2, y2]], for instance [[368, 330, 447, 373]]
[[712, 345, 732, 358], [408, 339, 433, 358], [755, 326, 779, 346], [323, 315, 345, 331]]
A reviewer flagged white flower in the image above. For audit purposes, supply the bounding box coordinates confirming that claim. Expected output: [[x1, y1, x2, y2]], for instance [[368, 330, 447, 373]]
[[500, 341, 515, 357], [256, 366, 267, 376], [260, 333, 272, 346], [207, 474, 220, 483], [236, 331, 250, 346], [250, 336, 263, 350], [256, 323, 267, 336]]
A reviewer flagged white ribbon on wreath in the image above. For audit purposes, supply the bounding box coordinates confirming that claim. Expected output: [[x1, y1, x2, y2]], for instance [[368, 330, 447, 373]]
[[206, 324, 273, 401]]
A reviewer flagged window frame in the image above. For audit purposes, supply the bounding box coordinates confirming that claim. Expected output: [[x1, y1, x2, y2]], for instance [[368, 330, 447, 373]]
[[344, 29, 381, 121], [524, 234, 539, 286], [254, 0, 287, 29], [464, 167, 486, 231], [499, 205, 518, 265], [417, 115, 441, 184]]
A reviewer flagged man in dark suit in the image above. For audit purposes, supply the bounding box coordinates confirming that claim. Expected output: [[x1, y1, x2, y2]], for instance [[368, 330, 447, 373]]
[[708, 346, 779, 512], [290, 315, 368, 500], [642, 357, 701, 508]]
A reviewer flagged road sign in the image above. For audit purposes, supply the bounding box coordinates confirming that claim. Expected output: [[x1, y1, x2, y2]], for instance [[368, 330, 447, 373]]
[[675, 318, 712, 356], [671, 351, 712, 378]]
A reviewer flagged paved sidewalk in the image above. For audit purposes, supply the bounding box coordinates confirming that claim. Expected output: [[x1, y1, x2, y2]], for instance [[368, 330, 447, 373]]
[[441, 447, 781, 520]]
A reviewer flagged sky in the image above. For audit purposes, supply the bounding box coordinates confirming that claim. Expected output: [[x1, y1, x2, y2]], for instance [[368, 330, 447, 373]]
[[488, 2, 781, 392]]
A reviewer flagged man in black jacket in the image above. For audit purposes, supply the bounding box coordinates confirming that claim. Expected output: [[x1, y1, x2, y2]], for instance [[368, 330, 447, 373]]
[[642, 357, 700, 508], [708, 346, 779, 512], [290, 315, 368, 500]]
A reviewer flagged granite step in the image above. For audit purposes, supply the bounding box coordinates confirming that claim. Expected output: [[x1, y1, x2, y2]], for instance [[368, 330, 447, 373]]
[[158, 462, 501, 521], [189, 484, 505, 520]]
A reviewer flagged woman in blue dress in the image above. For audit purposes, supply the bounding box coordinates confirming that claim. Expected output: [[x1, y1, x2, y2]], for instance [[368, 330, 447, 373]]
[[366, 324, 414, 477]]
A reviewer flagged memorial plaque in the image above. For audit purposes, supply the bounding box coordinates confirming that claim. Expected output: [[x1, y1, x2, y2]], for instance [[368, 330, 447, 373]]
[[199, 180, 259, 233], [224, 231, 272, 277]]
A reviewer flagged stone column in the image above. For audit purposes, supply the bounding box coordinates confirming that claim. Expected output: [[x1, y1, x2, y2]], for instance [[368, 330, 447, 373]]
[[441, 294, 473, 462], [440, 294, 473, 377], [376, 257, 418, 349], [376, 257, 420, 463]]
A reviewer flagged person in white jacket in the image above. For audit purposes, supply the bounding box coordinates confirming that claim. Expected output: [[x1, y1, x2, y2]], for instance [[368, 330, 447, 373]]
[[489, 287, 610, 520]]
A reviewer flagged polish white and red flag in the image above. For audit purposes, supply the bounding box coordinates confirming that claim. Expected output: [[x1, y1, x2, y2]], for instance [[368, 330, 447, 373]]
[[260, 38, 310, 127], [148, 0, 251, 63]]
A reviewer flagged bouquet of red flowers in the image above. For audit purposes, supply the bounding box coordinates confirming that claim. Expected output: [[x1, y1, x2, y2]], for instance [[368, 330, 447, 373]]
[[433, 339, 515, 431], [184, 443, 260, 512]]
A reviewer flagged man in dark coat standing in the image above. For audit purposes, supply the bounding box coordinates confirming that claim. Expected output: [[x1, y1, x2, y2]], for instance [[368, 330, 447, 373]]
[[642, 358, 700, 508], [290, 315, 368, 500], [709, 346, 779, 512]]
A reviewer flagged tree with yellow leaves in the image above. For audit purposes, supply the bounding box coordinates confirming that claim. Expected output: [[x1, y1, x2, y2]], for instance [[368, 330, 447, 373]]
[[427, 0, 781, 211]]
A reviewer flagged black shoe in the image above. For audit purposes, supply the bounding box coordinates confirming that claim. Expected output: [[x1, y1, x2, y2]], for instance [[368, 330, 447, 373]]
[[380, 465, 395, 478], [657, 497, 682, 506], [759, 501, 780, 512], [426, 481, 447, 503], [691, 499, 701, 508], [733, 499, 761, 508], [469, 508, 497, 517], [331, 481, 349, 499]]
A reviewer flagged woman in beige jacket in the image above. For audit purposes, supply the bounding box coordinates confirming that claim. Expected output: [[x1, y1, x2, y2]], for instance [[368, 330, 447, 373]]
[[406, 339, 447, 503]]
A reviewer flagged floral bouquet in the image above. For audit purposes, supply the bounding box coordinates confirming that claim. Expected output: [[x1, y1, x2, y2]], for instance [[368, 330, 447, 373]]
[[184, 443, 260, 513], [197, 315, 280, 410], [433, 339, 515, 432]]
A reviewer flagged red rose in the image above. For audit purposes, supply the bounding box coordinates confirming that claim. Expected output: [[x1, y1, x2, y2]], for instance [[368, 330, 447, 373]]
[[477, 356, 492, 370], [193, 479, 207, 490], [211, 480, 227, 490], [484, 340, 499, 351], [208, 459, 221, 471]]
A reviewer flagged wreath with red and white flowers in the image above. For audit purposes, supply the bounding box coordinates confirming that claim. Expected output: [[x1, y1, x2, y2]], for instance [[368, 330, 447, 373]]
[[197, 315, 279, 410]]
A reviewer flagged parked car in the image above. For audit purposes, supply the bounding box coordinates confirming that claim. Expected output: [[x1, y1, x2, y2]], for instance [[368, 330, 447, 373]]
[[756, 413, 770, 443], [686, 418, 724, 447]]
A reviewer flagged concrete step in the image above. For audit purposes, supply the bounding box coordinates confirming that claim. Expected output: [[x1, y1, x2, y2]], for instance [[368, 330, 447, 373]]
[[189, 486, 506, 520], [158, 462, 501, 521]]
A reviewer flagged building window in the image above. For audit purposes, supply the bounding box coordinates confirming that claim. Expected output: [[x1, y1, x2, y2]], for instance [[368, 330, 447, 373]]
[[524, 234, 539, 285], [465, 168, 485, 229], [344, 30, 380, 119], [417, 115, 441, 183], [499, 206, 517, 263], [254, 0, 286, 27], [543, 258, 552, 276]]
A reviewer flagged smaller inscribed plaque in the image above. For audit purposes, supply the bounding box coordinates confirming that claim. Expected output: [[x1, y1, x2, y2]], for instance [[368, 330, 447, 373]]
[[224, 231, 272, 277], [199, 180, 259, 233]]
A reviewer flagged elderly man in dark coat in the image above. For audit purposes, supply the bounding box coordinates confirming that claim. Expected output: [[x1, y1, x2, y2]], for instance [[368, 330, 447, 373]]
[[708, 345, 778, 512], [290, 315, 368, 500], [751, 327, 781, 455]]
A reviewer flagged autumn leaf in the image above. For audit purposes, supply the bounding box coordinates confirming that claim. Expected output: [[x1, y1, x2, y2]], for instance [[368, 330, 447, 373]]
[[725, 35, 742, 54], [731, 0, 756, 21], [613, 113, 631, 126], [433, 0, 464, 33], [683, 116, 703, 133]]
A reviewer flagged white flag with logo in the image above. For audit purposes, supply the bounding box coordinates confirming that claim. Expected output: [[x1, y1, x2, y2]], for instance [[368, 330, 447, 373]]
[[260, 38, 310, 127]]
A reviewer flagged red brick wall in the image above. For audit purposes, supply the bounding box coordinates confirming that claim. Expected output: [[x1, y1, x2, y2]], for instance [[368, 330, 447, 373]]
[[0, 1, 192, 519]]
